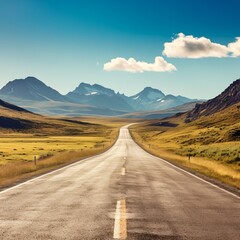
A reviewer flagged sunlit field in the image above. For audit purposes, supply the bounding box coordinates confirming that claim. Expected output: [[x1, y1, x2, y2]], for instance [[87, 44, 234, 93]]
[[0, 116, 130, 188], [130, 104, 240, 189]]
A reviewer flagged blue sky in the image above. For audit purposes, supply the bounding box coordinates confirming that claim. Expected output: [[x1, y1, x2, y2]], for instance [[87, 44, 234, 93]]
[[0, 0, 240, 99]]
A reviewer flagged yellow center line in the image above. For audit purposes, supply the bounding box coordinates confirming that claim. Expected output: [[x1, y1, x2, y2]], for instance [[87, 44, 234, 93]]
[[121, 167, 126, 176], [113, 199, 127, 239]]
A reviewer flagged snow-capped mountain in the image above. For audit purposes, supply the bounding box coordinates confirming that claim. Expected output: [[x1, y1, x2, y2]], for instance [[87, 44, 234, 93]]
[[66, 83, 134, 112], [0, 77, 198, 116], [71, 83, 116, 96], [131, 87, 165, 102], [151, 94, 194, 110], [127, 87, 194, 111]]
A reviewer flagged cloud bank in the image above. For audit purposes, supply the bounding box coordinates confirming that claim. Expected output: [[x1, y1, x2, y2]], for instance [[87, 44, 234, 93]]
[[104, 34, 240, 74], [228, 37, 240, 57], [104, 56, 176, 73], [163, 33, 240, 58], [163, 33, 230, 58]]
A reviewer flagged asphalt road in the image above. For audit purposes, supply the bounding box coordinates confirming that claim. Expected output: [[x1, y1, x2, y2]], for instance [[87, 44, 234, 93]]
[[0, 125, 239, 240]]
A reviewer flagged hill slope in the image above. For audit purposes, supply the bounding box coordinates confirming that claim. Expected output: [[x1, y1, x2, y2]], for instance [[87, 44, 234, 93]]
[[186, 79, 240, 122], [0, 99, 31, 113], [0, 98, 39, 130]]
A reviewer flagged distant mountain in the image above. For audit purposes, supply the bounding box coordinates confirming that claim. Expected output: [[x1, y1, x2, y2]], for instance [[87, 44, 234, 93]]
[[17, 101, 127, 116], [127, 87, 195, 111], [0, 77, 67, 102], [186, 79, 240, 122], [127, 87, 165, 110], [66, 83, 134, 112], [0, 77, 198, 116], [131, 87, 165, 103], [72, 82, 115, 96], [67, 84, 196, 113], [152, 94, 195, 110]]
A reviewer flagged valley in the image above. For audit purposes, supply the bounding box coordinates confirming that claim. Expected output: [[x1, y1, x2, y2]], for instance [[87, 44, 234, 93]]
[[0, 99, 131, 188], [0, 78, 239, 191]]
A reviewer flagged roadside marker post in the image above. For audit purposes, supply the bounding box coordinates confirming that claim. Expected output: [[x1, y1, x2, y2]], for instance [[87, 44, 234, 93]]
[[34, 156, 37, 165]]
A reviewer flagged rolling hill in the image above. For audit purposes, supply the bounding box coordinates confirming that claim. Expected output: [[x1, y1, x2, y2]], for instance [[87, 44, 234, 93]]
[[0, 98, 39, 130], [0, 98, 104, 134], [130, 79, 240, 189]]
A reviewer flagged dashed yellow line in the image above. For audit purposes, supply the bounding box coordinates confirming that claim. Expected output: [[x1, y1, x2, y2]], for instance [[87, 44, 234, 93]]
[[113, 199, 127, 239], [121, 167, 126, 176]]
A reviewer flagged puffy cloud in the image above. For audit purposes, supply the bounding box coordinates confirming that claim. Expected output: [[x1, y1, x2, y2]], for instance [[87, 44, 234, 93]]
[[228, 37, 240, 57], [163, 33, 230, 58], [104, 56, 176, 73]]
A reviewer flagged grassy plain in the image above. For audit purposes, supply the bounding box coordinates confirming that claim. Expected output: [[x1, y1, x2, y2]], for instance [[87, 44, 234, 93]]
[[130, 103, 240, 189], [0, 115, 130, 188]]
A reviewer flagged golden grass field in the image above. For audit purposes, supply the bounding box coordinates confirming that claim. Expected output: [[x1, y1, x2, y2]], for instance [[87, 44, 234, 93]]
[[1, 101, 239, 189], [130, 104, 240, 189], [0, 113, 131, 188]]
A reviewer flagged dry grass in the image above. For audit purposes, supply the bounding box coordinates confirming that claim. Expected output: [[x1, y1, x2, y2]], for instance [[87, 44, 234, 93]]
[[0, 135, 112, 164], [130, 104, 240, 189], [0, 115, 130, 189], [0, 148, 109, 187]]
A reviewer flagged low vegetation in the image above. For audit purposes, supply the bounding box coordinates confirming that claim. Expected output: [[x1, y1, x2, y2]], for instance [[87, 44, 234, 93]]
[[0, 116, 129, 189], [130, 103, 240, 189]]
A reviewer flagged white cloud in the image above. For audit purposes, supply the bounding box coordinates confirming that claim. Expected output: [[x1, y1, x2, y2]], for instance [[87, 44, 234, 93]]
[[103, 56, 176, 73], [228, 37, 240, 57], [163, 33, 230, 58]]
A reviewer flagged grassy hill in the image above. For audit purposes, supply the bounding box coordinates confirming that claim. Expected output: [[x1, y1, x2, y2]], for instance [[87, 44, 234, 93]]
[[130, 102, 240, 189], [0, 99, 129, 189]]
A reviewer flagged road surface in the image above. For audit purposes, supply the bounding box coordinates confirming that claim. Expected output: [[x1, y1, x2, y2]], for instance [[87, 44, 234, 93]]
[[0, 125, 239, 239]]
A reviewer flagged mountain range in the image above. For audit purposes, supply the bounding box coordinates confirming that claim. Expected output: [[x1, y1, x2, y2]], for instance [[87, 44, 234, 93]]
[[1, 78, 239, 132], [0, 77, 199, 116]]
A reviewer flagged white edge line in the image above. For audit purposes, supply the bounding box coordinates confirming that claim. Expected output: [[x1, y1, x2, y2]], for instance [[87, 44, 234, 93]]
[[0, 125, 126, 195], [2, 125, 239, 200], [128, 128, 240, 200], [156, 156, 240, 199], [0, 144, 116, 195], [121, 167, 126, 176]]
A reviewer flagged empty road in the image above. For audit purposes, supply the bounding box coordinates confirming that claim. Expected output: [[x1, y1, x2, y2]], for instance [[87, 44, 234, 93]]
[[0, 125, 239, 239]]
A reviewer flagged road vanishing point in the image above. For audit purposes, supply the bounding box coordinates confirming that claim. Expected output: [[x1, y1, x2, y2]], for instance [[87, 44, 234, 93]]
[[0, 125, 239, 239]]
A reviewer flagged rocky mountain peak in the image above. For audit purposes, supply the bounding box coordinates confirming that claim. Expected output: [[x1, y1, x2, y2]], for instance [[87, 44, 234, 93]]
[[131, 87, 165, 102], [0, 77, 67, 102], [186, 79, 240, 122], [73, 82, 115, 96]]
